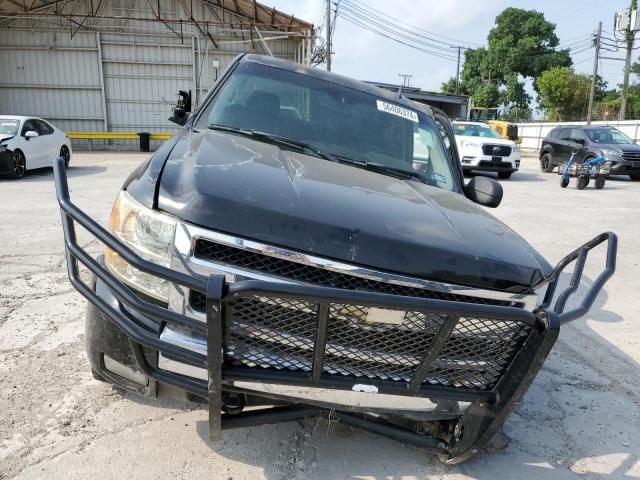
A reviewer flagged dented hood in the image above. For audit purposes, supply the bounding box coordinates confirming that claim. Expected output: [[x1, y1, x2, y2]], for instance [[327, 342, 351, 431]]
[[157, 130, 551, 292]]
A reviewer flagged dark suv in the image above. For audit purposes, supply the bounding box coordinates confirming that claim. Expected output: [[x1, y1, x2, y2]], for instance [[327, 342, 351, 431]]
[[539, 125, 640, 180], [52, 54, 616, 463]]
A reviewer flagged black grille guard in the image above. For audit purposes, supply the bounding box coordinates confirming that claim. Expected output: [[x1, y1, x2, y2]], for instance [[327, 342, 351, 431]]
[[53, 157, 617, 463]]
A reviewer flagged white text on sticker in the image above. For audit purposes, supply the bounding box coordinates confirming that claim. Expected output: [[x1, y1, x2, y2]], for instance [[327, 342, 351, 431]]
[[376, 100, 419, 123]]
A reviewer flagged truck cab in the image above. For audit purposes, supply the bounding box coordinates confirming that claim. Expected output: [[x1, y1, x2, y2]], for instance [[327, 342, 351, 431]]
[[53, 54, 616, 463]]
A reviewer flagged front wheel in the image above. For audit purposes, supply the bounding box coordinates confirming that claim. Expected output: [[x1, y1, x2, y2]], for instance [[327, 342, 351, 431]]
[[577, 176, 589, 190], [8, 150, 26, 179], [560, 177, 569, 188], [540, 153, 555, 173], [498, 171, 512, 179], [60, 145, 71, 168], [595, 177, 605, 189]]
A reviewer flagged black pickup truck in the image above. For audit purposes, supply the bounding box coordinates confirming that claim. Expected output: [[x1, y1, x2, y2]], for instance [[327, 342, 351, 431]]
[[54, 54, 617, 463]]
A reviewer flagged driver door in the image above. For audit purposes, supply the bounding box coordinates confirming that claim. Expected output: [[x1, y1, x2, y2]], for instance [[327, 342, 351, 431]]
[[17, 119, 45, 169], [568, 129, 588, 163]]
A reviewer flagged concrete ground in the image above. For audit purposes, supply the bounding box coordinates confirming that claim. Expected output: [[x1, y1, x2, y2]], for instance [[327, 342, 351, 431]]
[[0, 151, 639, 479]]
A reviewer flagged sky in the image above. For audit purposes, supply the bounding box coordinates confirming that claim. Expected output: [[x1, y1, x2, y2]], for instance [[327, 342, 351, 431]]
[[259, 0, 633, 106]]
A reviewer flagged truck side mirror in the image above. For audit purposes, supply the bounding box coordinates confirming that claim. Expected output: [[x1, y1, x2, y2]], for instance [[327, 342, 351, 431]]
[[465, 176, 503, 208], [169, 90, 192, 126]]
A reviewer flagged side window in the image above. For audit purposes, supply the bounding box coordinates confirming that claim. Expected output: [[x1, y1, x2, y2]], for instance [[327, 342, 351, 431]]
[[433, 118, 452, 152], [36, 120, 54, 135], [21, 120, 38, 136], [570, 129, 587, 144], [557, 128, 571, 141]]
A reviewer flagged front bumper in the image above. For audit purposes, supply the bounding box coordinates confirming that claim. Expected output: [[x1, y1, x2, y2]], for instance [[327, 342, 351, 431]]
[[460, 151, 520, 173], [0, 149, 13, 175], [53, 157, 617, 463], [610, 160, 640, 174]]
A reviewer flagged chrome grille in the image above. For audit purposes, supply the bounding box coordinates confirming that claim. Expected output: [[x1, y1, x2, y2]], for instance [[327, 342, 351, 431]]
[[621, 151, 640, 161], [481, 144, 512, 156], [190, 239, 519, 311]]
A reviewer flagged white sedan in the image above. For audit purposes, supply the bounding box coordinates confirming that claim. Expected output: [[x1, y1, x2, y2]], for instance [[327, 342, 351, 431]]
[[0, 115, 72, 179], [452, 121, 520, 179]]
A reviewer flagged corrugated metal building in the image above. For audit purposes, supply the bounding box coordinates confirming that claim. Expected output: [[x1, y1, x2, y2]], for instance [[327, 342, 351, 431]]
[[0, 0, 314, 148]]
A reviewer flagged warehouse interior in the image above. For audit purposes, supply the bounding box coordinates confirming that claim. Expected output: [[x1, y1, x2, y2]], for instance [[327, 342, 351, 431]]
[[0, 0, 315, 148]]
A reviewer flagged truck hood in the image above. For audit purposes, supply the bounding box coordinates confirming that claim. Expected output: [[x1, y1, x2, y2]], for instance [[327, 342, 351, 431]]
[[157, 130, 551, 292]]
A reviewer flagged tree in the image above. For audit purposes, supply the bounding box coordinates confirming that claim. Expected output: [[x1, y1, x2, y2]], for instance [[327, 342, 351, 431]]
[[441, 8, 572, 112], [537, 67, 591, 120], [487, 7, 572, 90], [473, 83, 501, 107], [500, 73, 530, 111]]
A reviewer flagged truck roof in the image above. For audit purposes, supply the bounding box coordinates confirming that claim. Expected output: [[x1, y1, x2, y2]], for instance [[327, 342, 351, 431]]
[[240, 54, 434, 117]]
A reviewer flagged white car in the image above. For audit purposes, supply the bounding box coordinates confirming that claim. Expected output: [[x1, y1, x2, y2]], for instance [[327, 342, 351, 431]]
[[452, 121, 520, 179], [0, 115, 72, 179]]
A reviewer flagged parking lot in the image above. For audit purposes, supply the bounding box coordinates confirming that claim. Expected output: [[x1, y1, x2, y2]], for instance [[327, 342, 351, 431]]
[[1, 151, 639, 480]]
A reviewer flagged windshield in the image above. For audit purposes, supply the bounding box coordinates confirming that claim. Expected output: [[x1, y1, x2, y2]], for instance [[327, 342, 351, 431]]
[[0, 119, 19, 136], [584, 128, 634, 145], [196, 62, 458, 192], [453, 123, 502, 139]]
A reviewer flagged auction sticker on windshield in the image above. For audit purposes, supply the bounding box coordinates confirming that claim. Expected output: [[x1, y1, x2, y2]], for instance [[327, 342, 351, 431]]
[[376, 100, 418, 123]]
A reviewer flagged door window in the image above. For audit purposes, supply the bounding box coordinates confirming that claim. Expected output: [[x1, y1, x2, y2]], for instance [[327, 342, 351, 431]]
[[21, 120, 38, 136], [557, 128, 571, 141], [569, 129, 587, 144], [35, 120, 54, 135]]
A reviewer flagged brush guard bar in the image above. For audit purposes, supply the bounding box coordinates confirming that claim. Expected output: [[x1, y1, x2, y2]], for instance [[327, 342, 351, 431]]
[[53, 157, 616, 463]]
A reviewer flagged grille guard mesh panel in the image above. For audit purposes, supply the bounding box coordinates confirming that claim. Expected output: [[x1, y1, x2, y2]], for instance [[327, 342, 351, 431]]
[[223, 296, 532, 390], [190, 239, 518, 312]]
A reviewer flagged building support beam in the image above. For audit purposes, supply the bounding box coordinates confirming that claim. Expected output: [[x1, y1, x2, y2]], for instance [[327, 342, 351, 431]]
[[253, 25, 272, 56], [96, 31, 109, 131]]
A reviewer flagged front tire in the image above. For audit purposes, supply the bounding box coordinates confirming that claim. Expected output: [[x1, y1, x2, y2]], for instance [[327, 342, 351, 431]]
[[595, 177, 605, 189], [540, 153, 555, 173], [498, 171, 512, 179], [60, 145, 71, 168], [8, 150, 26, 179], [577, 176, 589, 190], [560, 177, 569, 188]]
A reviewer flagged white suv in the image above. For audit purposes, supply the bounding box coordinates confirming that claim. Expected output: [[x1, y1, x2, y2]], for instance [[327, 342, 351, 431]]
[[452, 121, 520, 179]]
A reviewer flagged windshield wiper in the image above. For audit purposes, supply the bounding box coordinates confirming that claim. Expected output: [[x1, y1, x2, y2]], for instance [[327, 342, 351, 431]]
[[207, 124, 338, 163], [208, 124, 432, 185], [332, 154, 433, 185]]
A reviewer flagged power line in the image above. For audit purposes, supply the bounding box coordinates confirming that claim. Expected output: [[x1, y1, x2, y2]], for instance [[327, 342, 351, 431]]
[[339, 0, 484, 48], [336, 11, 459, 61], [336, 4, 466, 54], [337, 0, 476, 50]]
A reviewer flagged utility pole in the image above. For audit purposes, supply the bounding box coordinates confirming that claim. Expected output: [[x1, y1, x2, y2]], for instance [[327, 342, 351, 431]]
[[325, 0, 332, 71], [398, 73, 412, 87], [620, 0, 637, 120], [587, 22, 602, 124], [453, 46, 462, 95]]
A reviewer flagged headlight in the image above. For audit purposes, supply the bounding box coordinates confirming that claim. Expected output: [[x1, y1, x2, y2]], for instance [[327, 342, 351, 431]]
[[600, 148, 622, 159], [104, 190, 176, 302], [513, 144, 520, 152], [460, 141, 479, 149]]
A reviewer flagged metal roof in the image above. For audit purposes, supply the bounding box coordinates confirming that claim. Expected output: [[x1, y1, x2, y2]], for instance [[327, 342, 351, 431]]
[[366, 81, 469, 105], [0, 0, 313, 30]]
